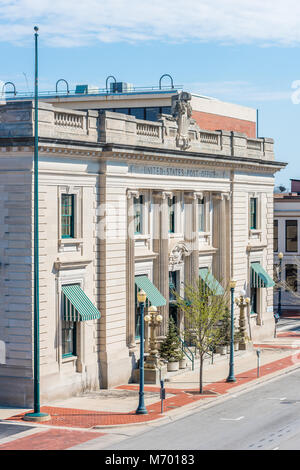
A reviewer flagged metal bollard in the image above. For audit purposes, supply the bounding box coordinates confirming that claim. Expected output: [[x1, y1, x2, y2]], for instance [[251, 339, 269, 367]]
[[256, 349, 261, 377], [160, 379, 166, 414]]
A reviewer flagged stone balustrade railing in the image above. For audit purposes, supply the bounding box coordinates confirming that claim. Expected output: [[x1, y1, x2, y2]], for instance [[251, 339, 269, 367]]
[[247, 139, 263, 151], [136, 121, 160, 138], [0, 101, 274, 161], [54, 111, 84, 129], [200, 131, 219, 145]]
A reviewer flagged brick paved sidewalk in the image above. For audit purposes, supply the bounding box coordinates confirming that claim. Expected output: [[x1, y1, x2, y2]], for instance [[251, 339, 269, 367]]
[[4, 349, 300, 429], [1, 336, 300, 450]]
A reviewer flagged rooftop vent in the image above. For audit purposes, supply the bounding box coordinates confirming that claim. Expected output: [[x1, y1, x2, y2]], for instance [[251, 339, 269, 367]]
[[110, 82, 133, 93], [75, 84, 99, 94]]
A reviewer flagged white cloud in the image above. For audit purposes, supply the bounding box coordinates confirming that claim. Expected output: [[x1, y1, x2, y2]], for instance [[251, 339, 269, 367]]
[[1, 0, 300, 47], [187, 80, 291, 102]]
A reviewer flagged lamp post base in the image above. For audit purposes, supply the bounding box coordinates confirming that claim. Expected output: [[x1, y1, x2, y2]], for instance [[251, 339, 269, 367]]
[[226, 376, 236, 383], [135, 406, 148, 415], [23, 412, 51, 422]]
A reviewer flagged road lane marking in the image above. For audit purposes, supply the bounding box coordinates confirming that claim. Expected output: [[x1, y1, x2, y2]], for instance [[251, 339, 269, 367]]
[[267, 397, 287, 400], [220, 416, 245, 421]]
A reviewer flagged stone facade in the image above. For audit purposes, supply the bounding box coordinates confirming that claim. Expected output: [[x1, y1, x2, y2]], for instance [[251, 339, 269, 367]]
[[274, 186, 300, 315], [0, 97, 286, 406]]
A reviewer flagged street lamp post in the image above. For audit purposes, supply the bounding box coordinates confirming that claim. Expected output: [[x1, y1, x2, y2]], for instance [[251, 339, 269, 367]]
[[235, 290, 250, 350], [24, 27, 50, 423], [226, 280, 237, 383], [144, 305, 163, 370], [277, 252, 284, 318], [136, 289, 148, 415]]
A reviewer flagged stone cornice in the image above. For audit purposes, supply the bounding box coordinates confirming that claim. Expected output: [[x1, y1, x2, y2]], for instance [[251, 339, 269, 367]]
[[54, 258, 92, 271], [0, 138, 287, 174]]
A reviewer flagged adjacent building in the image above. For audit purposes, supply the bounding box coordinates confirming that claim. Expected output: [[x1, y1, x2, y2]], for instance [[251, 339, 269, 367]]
[[0, 85, 286, 406], [274, 179, 300, 316]]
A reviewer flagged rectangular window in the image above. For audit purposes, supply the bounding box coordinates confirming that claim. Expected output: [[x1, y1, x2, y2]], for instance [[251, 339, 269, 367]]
[[161, 106, 172, 115], [274, 220, 278, 252], [250, 287, 257, 314], [130, 108, 146, 120], [250, 197, 257, 230], [114, 108, 129, 114], [273, 264, 279, 293], [168, 196, 176, 233], [62, 321, 76, 358], [198, 198, 205, 232], [61, 194, 74, 238], [145, 107, 160, 121], [169, 271, 178, 302], [285, 264, 297, 292], [134, 280, 149, 340], [286, 220, 298, 252], [134, 195, 143, 234]]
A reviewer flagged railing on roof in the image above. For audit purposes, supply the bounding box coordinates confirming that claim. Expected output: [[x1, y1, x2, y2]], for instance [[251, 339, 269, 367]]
[[3, 84, 183, 101]]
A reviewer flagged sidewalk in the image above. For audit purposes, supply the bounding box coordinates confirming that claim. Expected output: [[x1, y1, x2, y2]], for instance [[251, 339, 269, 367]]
[[1, 331, 300, 449]]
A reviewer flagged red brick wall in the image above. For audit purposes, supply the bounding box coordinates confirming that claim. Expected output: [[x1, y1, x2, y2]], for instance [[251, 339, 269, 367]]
[[291, 180, 300, 193], [192, 110, 256, 138]]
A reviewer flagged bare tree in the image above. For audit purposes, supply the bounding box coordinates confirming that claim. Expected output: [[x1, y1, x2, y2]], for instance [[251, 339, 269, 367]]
[[173, 274, 229, 394]]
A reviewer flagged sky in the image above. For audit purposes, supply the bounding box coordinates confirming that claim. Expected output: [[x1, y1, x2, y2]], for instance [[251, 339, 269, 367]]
[[1, 0, 300, 189]]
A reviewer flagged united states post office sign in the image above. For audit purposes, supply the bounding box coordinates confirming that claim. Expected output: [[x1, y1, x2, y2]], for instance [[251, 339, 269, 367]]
[[128, 164, 229, 179]]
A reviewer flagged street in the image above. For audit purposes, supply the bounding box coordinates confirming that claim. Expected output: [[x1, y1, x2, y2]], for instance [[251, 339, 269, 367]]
[[100, 367, 300, 450], [1, 316, 300, 451]]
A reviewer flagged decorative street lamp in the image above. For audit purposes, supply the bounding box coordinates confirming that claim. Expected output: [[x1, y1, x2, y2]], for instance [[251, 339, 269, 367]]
[[226, 280, 237, 383], [235, 289, 250, 350], [136, 289, 148, 415], [24, 27, 50, 423], [144, 305, 163, 370], [277, 252, 284, 318]]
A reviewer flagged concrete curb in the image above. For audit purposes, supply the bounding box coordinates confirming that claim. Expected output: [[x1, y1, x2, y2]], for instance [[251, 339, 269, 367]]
[[91, 361, 300, 430]]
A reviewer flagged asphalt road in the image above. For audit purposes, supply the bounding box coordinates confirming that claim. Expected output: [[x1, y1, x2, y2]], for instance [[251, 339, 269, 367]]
[[102, 367, 300, 451], [1, 316, 300, 451]]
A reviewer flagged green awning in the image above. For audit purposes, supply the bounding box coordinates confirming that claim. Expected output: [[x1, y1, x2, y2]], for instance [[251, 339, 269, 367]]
[[251, 263, 275, 288], [135, 275, 166, 307], [199, 268, 224, 295], [62, 284, 101, 321]]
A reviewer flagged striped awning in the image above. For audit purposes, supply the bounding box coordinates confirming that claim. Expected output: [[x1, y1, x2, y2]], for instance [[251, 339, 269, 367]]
[[62, 284, 101, 321], [199, 268, 224, 295], [135, 275, 166, 307], [251, 263, 275, 288]]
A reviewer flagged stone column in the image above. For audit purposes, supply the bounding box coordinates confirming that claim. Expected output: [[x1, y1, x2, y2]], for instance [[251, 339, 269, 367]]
[[184, 192, 200, 286], [153, 191, 172, 335], [212, 192, 231, 286], [126, 189, 139, 351]]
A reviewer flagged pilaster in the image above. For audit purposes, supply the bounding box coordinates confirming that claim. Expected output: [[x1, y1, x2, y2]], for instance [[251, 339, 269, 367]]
[[153, 190, 172, 334], [126, 189, 139, 351], [213, 192, 231, 286]]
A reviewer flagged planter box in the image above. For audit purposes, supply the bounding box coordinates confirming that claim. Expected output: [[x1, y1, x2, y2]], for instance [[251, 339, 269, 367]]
[[167, 361, 179, 372], [179, 359, 187, 369]]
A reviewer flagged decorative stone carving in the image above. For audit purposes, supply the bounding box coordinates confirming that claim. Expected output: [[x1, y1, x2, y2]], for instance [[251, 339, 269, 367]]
[[171, 92, 193, 150], [127, 189, 140, 200], [213, 192, 231, 201], [169, 240, 191, 267]]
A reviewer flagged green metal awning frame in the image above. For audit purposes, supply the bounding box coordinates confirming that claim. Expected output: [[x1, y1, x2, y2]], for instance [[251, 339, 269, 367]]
[[135, 275, 166, 307], [199, 268, 224, 295], [62, 284, 101, 321], [251, 262, 275, 288]]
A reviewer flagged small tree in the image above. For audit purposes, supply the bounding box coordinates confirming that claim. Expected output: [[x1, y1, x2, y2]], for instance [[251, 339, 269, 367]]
[[217, 307, 231, 346], [160, 317, 181, 362], [174, 274, 229, 394]]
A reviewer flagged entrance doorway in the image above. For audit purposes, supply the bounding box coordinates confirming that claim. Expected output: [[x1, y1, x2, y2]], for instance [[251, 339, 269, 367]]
[[169, 270, 179, 328]]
